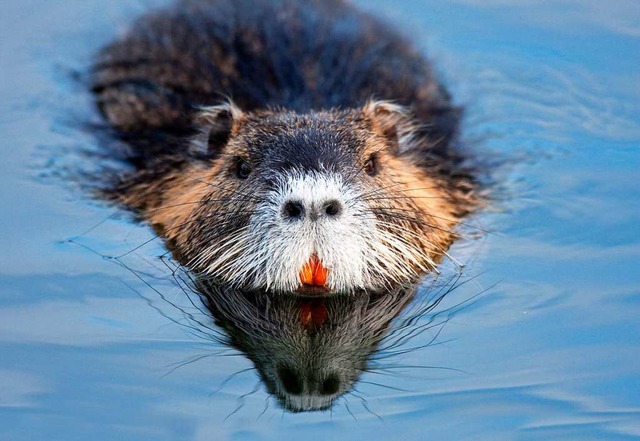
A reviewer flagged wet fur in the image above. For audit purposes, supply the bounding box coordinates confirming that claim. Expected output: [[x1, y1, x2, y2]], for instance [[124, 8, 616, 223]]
[[93, 0, 478, 291]]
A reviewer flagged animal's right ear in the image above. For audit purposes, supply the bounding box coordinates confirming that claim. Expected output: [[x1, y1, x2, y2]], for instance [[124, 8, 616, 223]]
[[193, 102, 243, 158]]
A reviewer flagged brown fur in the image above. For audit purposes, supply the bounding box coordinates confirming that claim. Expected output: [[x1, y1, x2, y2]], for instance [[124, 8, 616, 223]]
[[111, 103, 473, 281], [93, 0, 479, 289], [90, 0, 481, 412]]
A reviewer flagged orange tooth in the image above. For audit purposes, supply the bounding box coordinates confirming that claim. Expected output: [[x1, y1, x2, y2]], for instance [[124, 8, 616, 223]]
[[311, 301, 328, 327], [299, 300, 328, 331], [300, 303, 313, 327], [299, 255, 328, 286], [300, 260, 314, 285], [313, 259, 328, 286]]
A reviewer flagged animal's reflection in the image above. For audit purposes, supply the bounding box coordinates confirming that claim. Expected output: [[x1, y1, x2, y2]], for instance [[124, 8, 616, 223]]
[[197, 280, 417, 412]]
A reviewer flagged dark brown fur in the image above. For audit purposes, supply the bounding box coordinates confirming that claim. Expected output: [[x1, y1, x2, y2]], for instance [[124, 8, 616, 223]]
[[92, 0, 477, 283], [91, 0, 480, 412]]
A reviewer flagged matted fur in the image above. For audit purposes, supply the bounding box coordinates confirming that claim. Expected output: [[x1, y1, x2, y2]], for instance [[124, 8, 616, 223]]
[[91, 0, 481, 413], [93, 0, 479, 294]]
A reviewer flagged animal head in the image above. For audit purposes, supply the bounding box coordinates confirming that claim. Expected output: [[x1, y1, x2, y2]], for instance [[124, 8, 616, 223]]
[[143, 100, 472, 296]]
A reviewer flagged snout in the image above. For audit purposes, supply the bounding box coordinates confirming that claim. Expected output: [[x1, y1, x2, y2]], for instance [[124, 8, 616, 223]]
[[276, 365, 343, 411], [278, 366, 341, 396], [246, 171, 372, 293], [268, 171, 356, 225], [282, 198, 343, 221]]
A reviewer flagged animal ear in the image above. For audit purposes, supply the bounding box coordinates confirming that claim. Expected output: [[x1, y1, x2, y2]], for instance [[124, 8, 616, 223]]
[[193, 101, 243, 157], [362, 100, 415, 153]]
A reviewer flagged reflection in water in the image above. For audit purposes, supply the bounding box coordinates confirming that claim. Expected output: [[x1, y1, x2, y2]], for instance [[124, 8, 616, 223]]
[[120, 257, 465, 413], [84, 243, 468, 414], [1, 0, 637, 436], [198, 280, 416, 412]]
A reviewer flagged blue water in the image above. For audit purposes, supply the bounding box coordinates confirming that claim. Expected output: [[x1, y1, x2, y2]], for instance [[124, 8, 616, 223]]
[[1, 1, 639, 440]]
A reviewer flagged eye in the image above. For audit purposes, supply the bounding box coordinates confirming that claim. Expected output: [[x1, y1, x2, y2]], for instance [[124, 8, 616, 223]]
[[235, 158, 251, 179], [364, 154, 378, 176]]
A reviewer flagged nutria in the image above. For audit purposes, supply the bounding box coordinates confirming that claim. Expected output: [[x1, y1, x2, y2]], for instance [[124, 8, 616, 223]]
[[91, 0, 478, 411], [93, 0, 476, 292]]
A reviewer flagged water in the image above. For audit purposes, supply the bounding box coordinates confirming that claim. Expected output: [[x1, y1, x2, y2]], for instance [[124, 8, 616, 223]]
[[1, 0, 639, 439]]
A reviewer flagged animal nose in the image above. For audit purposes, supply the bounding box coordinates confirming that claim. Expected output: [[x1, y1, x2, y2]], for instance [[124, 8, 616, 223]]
[[283, 200, 305, 220], [322, 199, 342, 217], [278, 366, 303, 395], [319, 374, 340, 395], [277, 366, 341, 397], [282, 199, 343, 221]]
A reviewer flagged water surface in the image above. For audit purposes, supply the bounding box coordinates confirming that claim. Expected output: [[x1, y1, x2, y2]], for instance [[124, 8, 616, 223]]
[[1, 0, 639, 440]]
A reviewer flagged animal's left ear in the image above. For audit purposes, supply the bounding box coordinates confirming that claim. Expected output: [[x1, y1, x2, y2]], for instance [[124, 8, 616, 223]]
[[362, 100, 416, 154]]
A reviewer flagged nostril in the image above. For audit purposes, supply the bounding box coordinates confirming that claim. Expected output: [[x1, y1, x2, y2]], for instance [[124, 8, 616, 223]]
[[323, 200, 342, 217], [283, 200, 305, 220], [278, 366, 303, 395], [320, 375, 340, 395]]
